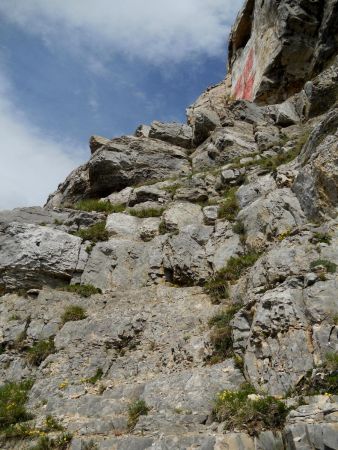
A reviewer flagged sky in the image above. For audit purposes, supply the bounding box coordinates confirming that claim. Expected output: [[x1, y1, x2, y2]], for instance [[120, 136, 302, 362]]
[[0, 0, 244, 209]]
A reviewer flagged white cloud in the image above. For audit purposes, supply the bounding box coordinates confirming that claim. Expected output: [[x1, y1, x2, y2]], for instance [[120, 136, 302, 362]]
[[0, 0, 244, 64], [0, 66, 83, 210]]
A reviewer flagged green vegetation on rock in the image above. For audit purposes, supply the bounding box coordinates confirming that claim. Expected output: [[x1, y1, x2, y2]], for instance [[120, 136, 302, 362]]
[[207, 305, 241, 364], [128, 207, 165, 218], [26, 338, 56, 366], [73, 221, 109, 242], [74, 199, 125, 214], [213, 383, 288, 435], [61, 305, 87, 324], [61, 284, 102, 297], [310, 259, 337, 273], [127, 399, 150, 430], [218, 187, 239, 221], [0, 379, 34, 434]]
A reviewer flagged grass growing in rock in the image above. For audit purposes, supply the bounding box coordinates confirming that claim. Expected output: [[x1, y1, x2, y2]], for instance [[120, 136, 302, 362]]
[[83, 368, 103, 385], [73, 221, 108, 242], [310, 259, 337, 273], [74, 199, 125, 214], [61, 305, 87, 324], [218, 188, 239, 221], [61, 284, 102, 297], [312, 232, 332, 245], [30, 433, 72, 450], [26, 338, 56, 366], [207, 305, 241, 364], [204, 271, 229, 304], [127, 399, 150, 430], [213, 383, 288, 435], [223, 252, 261, 281], [0, 379, 34, 434], [128, 207, 165, 218]]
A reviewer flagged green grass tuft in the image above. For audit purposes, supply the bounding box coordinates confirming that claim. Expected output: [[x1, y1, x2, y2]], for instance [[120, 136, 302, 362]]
[[223, 252, 261, 281], [61, 305, 87, 324], [61, 284, 101, 298], [127, 399, 150, 430], [26, 338, 56, 366], [207, 305, 241, 362], [73, 221, 108, 242], [213, 383, 288, 435], [0, 379, 34, 432], [218, 188, 239, 221], [128, 207, 165, 218], [312, 232, 332, 245], [30, 432, 72, 450], [310, 259, 337, 273], [74, 199, 125, 214]]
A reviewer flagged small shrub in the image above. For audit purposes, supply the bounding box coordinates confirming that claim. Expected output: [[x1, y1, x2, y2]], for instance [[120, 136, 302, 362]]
[[218, 188, 239, 221], [82, 441, 99, 450], [310, 259, 337, 273], [128, 207, 165, 218], [213, 383, 288, 435], [61, 306, 87, 324], [223, 252, 261, 281], [74, 199, 125, 214], [162, 184, 181, 195], [26, 338, 56, 366], [53, 219, 64, 226], [45, 415, 64, 432], [204, 271, 229, 304], [333, 314, 338, 325], [9, 314, 21, 321], [232, 220, 245, 235], [158, 220, 167, 235], [61, 284, 101, 298], [30, 433, 72, 450], [325, 352, 338, 371], [73, 221, 108, 242], [84, 368, 103, 385], [207, 305, 241, 362], [127, 399, 150, 430], [0, 379, 34, 431], [312, 232, 332, 245]]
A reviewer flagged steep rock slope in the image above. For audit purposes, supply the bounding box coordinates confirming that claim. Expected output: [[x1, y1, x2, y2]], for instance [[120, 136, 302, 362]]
[[0, 1, 338, 449]]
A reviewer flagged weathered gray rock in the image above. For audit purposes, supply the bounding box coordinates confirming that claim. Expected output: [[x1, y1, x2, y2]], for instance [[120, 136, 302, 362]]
[[46, 136, 191, 207], [163, 232, 211, 285], [134, 124, 151, 138], [293, 109, 338, 219], [89, 135, 111, 154], [238, 188, 306, 249], [162, 202, 203, 233], [0, 222, 87, 291], [149, 121, 193, 150], [128, 185, 170, 206], [191, 120, 257, 170]]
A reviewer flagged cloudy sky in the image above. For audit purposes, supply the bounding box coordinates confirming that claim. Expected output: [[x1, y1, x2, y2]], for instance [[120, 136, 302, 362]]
[[0, 0, 243, 209]]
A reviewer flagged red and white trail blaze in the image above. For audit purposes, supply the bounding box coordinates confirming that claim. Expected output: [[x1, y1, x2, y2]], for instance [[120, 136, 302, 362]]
[[233, 48, 256, 101]]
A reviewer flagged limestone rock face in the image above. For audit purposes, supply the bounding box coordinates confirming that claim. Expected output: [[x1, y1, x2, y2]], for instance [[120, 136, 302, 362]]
[[227, 0, 338, 104], [2, 1, 338, 449], [0, 222, 87, 291]]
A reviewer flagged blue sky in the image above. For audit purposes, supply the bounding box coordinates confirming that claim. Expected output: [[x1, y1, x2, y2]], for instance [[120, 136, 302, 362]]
[[0, 0, 243, 209]]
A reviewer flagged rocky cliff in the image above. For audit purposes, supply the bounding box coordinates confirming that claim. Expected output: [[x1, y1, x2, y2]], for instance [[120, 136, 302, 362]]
[[0, 1, 338, 449]]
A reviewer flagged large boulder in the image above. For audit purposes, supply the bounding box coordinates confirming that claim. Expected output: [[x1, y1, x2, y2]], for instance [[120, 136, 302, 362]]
[[149, 121, 193, 150], [46, 136, 191, 207], [0, 222, 87, 291]]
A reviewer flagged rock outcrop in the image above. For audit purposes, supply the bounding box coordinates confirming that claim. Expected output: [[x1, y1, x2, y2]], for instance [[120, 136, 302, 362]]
[[1, 1, 338, 449]]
